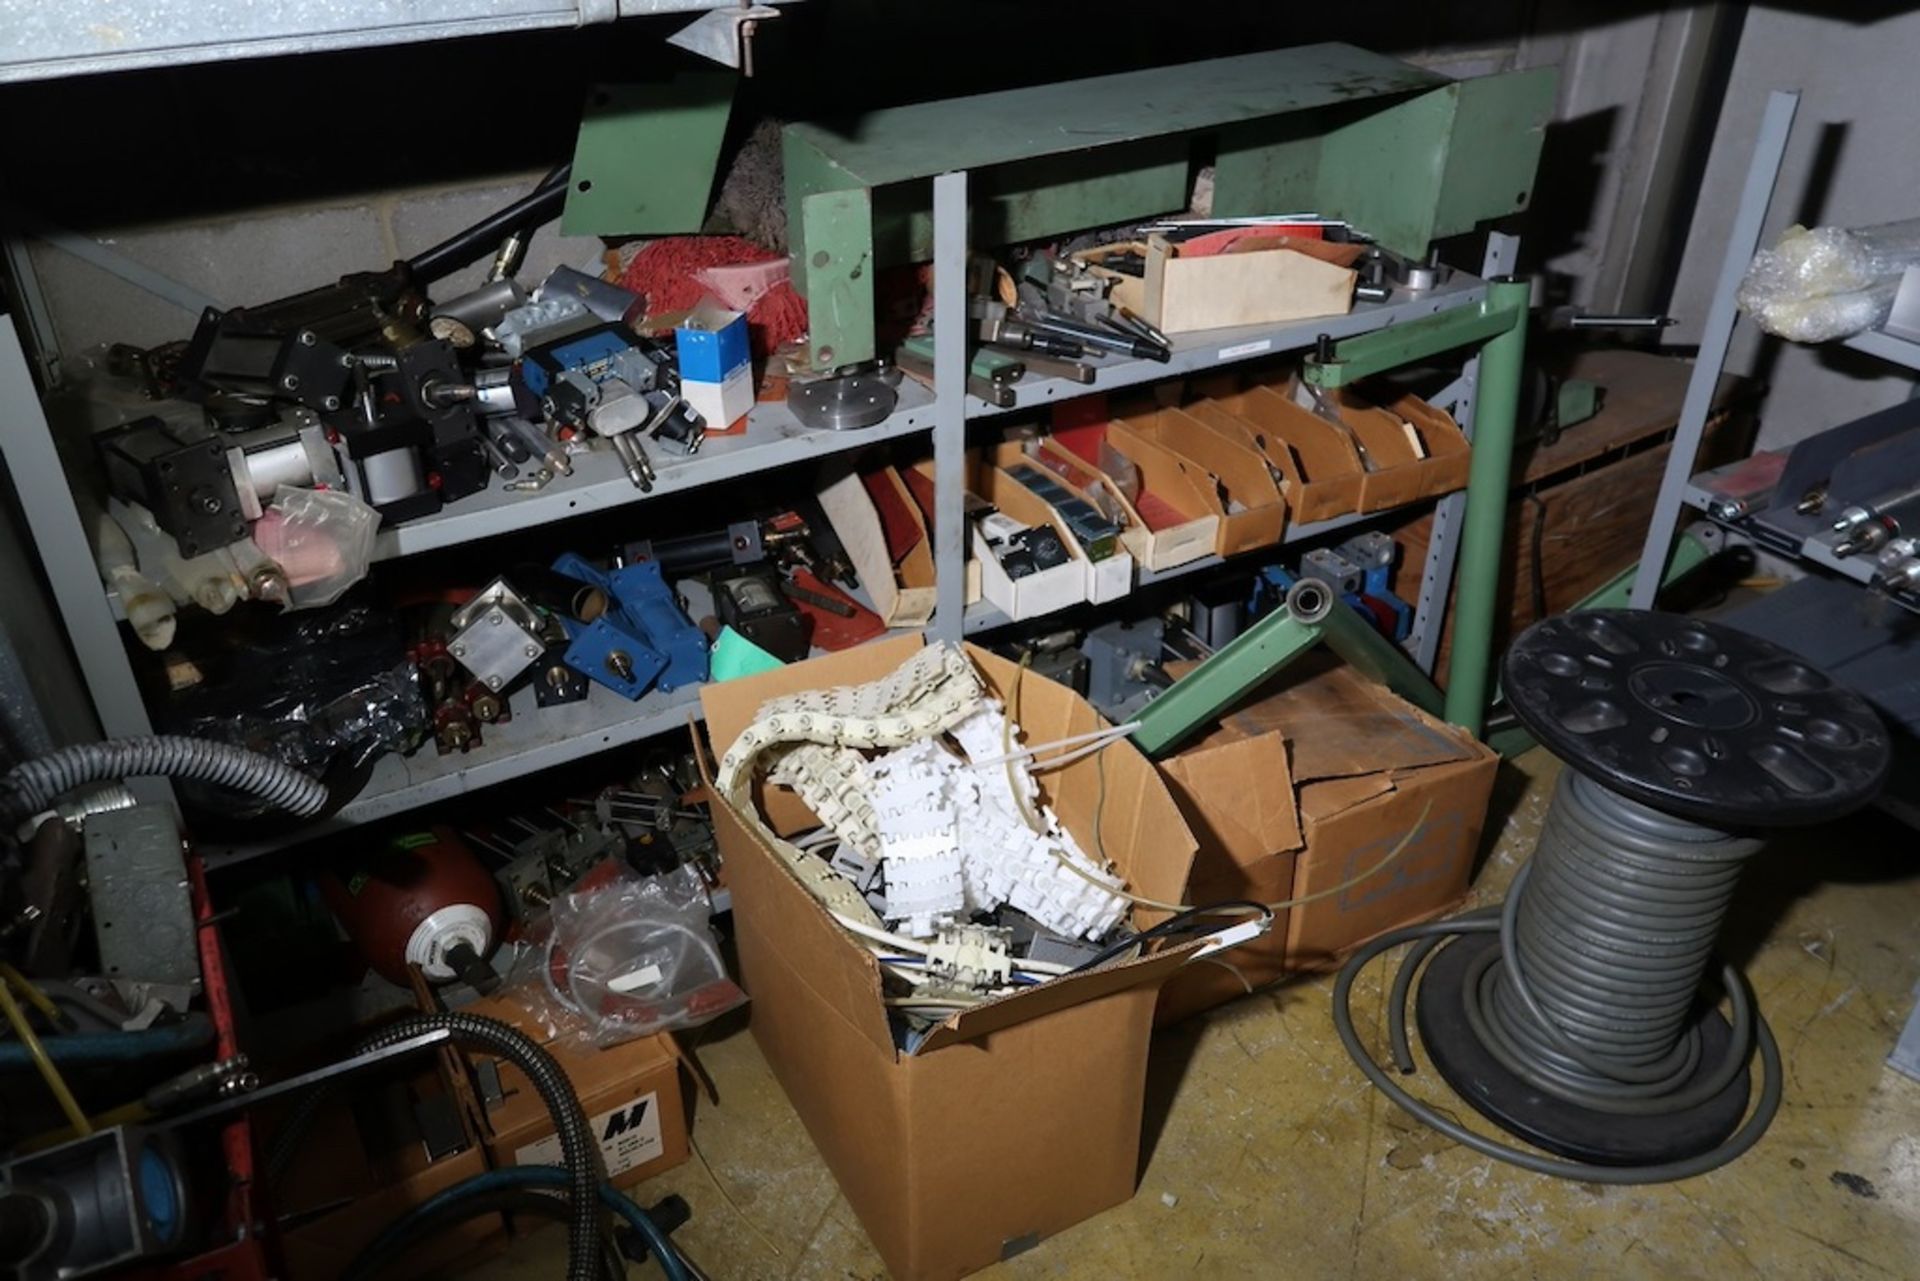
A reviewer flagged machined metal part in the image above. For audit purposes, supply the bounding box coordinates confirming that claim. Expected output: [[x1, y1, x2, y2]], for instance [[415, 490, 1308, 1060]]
[[224, 418, 342, 520], [448, 579, 548, 692], [0, 1125, 190, 1280], [430, 278, 527, 349], [82, 806, 197, 996], [787, 371, 899, 431]]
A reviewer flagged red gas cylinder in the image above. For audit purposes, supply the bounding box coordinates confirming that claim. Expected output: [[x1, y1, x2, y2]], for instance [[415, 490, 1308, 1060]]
[[323, 828, 502, 985]]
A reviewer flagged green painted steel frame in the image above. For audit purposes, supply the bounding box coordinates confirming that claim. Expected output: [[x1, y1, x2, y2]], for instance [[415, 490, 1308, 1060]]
[[783, 44, 1554, 369]]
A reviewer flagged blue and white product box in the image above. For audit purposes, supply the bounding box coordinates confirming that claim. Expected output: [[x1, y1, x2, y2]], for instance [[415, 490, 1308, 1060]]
[[673, 299, 754, 431]]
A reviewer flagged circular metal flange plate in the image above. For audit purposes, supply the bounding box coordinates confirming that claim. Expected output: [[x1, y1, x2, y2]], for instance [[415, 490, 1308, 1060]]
[[1503, 610, 1889, 827], [787, 374, 898, 432], [1417, 933, 1751, 1166]]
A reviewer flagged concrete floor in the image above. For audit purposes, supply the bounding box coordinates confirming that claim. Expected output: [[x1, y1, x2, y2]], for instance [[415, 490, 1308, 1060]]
[[464, 748, 1920, 1280]]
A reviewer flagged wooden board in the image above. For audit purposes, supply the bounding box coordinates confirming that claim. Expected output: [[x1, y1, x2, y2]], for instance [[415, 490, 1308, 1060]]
[[1391, 351, 1753, 685]]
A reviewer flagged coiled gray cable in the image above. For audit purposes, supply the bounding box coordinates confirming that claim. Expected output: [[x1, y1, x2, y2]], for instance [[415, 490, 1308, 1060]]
[[1332, 769, 1782, 1183], [2, 736, 329, 823]]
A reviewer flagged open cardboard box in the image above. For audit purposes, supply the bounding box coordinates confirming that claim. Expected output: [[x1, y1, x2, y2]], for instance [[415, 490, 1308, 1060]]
[[1328, 386, 1472, 511], [1155, 652, 1497, 1025], [966, 455, 1090, 621], [817, 458, 937, 627], [1192, 385, 1365, 524], [987, 440, 1135, 604], [1116, 408, 1287, 555], [700, 636, 1201, 1280], [1076, 235, 1356, 334], [901, 458, 983, 606], [276, 1051, 502, 1281], [1062, 423, 1218, 571]]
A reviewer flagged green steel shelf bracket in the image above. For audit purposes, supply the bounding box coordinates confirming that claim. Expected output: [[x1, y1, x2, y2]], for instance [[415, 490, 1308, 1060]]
[[1129, 579, 1443, 759], [1300, 285, 1527, 389]]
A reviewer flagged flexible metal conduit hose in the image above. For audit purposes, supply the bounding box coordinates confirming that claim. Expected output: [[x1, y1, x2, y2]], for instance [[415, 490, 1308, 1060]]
[[269, 1014, 606, 1281], [1333, 770, 1783, 1183], [1, 737, 328, 824]]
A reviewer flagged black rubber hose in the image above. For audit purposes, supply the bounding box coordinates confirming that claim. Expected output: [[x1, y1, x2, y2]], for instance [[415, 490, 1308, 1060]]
[[1, 737, 327, 824], [407, 165, 572, 285], [342, 1190, 623, 1281], [267, 1013, 605, 1281]]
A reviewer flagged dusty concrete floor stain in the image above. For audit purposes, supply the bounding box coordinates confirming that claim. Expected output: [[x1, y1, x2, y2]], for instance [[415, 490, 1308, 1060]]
[[463, 750, 1920, 1279]]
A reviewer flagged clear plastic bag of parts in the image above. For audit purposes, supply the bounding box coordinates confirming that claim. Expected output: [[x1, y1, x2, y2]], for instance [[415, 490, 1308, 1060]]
[[1737, 218, 1920, 342], [250, 487, 381, 609], [520, 865, 745, 1048]]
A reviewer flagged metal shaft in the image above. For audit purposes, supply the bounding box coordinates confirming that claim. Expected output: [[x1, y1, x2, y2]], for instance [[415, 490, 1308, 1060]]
[[1443, 277, 1531, 734]]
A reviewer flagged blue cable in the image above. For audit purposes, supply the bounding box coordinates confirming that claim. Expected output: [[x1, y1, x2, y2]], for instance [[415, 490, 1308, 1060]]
[[354, 1165, 693, 1281]]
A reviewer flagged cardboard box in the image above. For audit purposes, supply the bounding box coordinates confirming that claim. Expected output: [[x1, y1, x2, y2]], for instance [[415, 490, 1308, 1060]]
[[674, 298, 754, 432], [1045, 430, 1217, 573], [1094, 421, 1221, 571], [1116, 408, 1288, 556], [700, 637, 1201, 1281], [1079, 235, 1356, 334], [902, 458, 983, 606], [967, 457, 1090, 621], [1155, 654, 1497, 1024], [1324, 387, 1473, 511], [467, 1001, 697, 1192], [817, 459, 937, 627], [986, 441, 1135, 605], [1195, 385, 1365, 524], [277, 1061, 501, 1281]]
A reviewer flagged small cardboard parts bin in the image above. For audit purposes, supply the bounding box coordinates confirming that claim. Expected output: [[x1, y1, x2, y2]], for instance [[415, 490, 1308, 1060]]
[[817, 458, 937, 627], [1187, 384, 1365, 524], [1115, 407, 1288, 555], [1054, 424, 1218, 572], [701, 635, 1201, 1281], [986, 440, 1136, 605], [1078, 234, 1358, 334], [1156, 652, 1498, 1025], [965, 454, 1091, 621]]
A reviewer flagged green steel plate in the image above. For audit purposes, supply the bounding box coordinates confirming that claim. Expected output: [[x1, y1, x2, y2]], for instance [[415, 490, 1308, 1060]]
[[563, 74, 735, 237]]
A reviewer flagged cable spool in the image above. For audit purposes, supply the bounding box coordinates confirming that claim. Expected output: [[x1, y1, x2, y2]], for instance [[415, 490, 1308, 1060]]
[[1336, 610, 1890, 1180]]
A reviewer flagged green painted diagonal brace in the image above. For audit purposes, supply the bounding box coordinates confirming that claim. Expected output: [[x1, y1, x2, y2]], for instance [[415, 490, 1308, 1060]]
[[1301, 286, 1528, 389]]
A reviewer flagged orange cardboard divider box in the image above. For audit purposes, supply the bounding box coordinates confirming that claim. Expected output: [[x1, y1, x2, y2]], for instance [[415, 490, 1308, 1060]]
[[701, 636, 1201, 1281], [1190, 385, 1365, 524], [1156, 653, 1497, 1024], [1115, 408, 1288, 556]]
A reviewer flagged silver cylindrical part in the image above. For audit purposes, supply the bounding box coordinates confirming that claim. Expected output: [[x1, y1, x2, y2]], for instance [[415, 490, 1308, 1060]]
[[361, 448, 427, 507]]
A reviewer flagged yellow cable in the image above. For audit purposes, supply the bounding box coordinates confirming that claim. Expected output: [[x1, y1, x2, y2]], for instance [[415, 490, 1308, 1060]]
[[0, 965, 66, 1029], [0, 980, 89, 1135]]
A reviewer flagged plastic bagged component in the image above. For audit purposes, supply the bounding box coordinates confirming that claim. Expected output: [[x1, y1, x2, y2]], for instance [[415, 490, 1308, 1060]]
[[250, 487, 380, 609], [159, 601, 426, 817], [1737, 218, 1920, 342], [533, 866, 745, 1047]]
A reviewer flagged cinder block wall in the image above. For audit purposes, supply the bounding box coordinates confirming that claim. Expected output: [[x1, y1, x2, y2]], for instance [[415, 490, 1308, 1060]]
[[26, 173, 605, 359]]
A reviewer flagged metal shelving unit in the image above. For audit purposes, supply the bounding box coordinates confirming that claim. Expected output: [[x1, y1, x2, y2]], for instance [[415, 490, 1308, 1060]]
[[4, 144, 1522, 866]]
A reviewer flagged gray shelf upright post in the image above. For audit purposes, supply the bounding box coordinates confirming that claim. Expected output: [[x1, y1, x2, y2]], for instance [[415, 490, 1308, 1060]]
[[0, 322, 151, 741], [931, 170, 969, 645], [1406, 231, 1522, 675], [1631, 89, 1800, 610]]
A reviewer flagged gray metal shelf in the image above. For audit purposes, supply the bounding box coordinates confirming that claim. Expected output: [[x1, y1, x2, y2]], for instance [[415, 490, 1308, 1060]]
[[373, 280, 1482, 562], [1842, 326, 1920, 374], [199, 676, 709, 870], [961, 275, 1488, 419], [374, 379, 937, 561], [961, 503, 1396, 635], [0, 0, 752, 84]]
